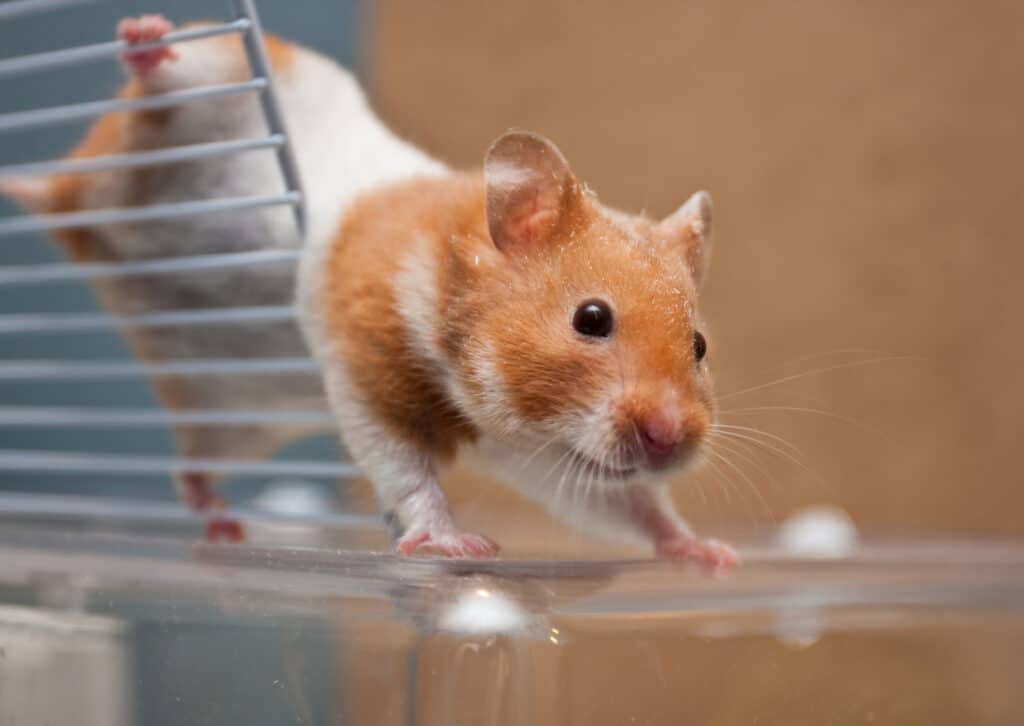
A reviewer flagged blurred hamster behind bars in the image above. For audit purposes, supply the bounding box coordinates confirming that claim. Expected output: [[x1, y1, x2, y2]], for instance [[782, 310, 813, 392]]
[[0, 14, 445, 527]]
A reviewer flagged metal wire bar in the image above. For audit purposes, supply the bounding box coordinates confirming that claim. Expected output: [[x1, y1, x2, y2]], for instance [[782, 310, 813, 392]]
[[0, 357, 319, 380], [0, 491, 383, 529], [0, 406, 334, 427], [0, 449, 358, 478], [0, 0, 91, 21], [0, 191, 299, 236], [0, 18, 251, 78], [0, 78, 267, 133], [229, 0, 306, 234], [0, 2, 327, 489], [0, 249, 301, 287], [0, 135, 283, 180], [0, 305, 297, 334]]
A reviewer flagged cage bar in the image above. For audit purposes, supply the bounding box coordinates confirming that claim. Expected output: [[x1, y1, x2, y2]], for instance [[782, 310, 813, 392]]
[[0, 249, 301, 286], [0, 135, 283, 180], [0, 305, 297, 334], [0, 357, 319, 380], [0, 78, 267, 133], [0, 0, 90, 21], [229, 0, 306, 234], [0, 449, 358, 478], [0, 19, 251, 78], [0, 191, 298, 236], [0, 406, 333, 427]]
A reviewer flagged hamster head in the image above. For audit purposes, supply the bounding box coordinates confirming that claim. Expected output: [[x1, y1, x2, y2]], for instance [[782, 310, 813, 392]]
[[469, 130, 716, 488]]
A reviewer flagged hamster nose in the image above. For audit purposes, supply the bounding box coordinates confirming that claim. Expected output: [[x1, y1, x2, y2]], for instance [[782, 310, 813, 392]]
[[638, 413, 684, 460]]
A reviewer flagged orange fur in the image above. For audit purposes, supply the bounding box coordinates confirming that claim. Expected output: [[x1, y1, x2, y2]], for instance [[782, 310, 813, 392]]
[[322, 167, 714, 459], [323, 175, 482, 459], [262, 32, 295, 71]]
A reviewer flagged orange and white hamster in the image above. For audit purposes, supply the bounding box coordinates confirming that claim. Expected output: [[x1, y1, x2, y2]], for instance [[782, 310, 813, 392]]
[[1, 15, 443, 531], [298, 129, 737, 572]]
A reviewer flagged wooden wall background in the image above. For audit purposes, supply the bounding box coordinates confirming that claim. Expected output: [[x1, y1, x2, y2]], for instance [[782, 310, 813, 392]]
[[342, 4, 1023, 724], [365, 0, 1024, 542]]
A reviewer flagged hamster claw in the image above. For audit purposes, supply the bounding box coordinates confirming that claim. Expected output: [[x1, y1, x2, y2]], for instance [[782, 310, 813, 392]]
[[656, 535, 739, 575], [118, 14, 178, 74], [397, 529, 500, 559]]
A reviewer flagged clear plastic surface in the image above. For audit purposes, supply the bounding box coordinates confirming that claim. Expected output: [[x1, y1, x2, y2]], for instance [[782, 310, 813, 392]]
[[0, 492, 1021, 725]]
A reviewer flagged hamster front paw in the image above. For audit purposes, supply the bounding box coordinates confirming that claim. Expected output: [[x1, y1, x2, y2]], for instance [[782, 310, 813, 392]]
[[656, 535, 739, 575], [397, 529, 500, 558], [118, 14, 178, 74]]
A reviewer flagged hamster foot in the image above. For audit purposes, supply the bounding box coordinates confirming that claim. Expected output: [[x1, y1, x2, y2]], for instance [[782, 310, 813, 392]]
[[397, 529, 500, 558], [205, 517, 245, 543], [177, 472, 246, 543], [656, 535, 738, 575], [118, 14, 178, 74]]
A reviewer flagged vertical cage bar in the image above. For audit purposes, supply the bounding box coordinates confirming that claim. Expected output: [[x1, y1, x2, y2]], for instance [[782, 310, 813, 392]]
[[228, 0, 307, 235]]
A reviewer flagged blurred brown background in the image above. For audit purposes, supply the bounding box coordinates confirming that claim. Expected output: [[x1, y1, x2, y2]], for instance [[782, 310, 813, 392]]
[[366, 0, 1024, 539], [342, 5, 1024, 725]]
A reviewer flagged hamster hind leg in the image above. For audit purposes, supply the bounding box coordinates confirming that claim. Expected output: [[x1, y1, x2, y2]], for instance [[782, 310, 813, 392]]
[[174, 471, 244, 543], [169, 424, 274, 544]]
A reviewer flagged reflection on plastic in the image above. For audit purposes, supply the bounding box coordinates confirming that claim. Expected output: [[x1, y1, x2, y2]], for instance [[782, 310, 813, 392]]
[[0, 493, 1021, 725]]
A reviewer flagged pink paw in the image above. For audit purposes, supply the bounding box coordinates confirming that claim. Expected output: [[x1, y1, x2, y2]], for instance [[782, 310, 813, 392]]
[[206, 517, 245, 543], [397, 529, 500, 558], [175, 472, 244, 543], [657, 536, 739, 575], [118, 14, 178, 74]]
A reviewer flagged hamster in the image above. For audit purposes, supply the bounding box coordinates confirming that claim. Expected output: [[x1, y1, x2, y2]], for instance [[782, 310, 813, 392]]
[[0, 15, 443, 536], [298, 128, 738, 572]]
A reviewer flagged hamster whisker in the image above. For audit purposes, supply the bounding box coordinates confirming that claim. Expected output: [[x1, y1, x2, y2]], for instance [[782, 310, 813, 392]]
[[708, 429, 833, 496], [515, 434, 561, 477], [780, 347, 898, 367], [709, 423, 804, 458], [718, 355, 917, 402], [704, 447, 741, 507], [708, 436, 782, 505], [690, 456, 711, 506], [712, 440, 779, 520], [719, 405, 880, 437], [706, 444, 775, 520], [708, 427, 812, 477], [568, 456, 587, 513], [552, 444, 585, 511]]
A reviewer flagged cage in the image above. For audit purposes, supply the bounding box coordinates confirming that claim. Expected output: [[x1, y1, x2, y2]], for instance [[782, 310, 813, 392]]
[[0, 1, 1022, 725]]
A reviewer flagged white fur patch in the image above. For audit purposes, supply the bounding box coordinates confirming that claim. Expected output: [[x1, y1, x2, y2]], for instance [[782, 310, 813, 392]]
[[394, 236, 441, 363]]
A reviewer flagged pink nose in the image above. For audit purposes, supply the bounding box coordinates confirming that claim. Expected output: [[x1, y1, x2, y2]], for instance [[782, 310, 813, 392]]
[[639, 413, 684, 458]]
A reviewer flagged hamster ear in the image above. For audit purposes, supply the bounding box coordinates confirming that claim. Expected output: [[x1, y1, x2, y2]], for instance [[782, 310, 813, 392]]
[[660, 190, 713, 285], [0, 176, 52, 213], [484, 130, 579, 253]]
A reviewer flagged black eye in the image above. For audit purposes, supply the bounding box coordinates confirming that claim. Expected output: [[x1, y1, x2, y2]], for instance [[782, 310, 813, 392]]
[[693, 331, 707, 362], [573, 300, 614, 338]]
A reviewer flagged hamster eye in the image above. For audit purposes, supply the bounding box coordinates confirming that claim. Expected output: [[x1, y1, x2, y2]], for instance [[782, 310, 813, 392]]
[[573, 300, 614, 338], [693, 331, 708, 362]]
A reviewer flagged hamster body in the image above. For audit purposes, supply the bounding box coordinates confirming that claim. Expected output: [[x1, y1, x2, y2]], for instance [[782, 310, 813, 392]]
[[299, 130, 737, 570], [1, 16, 443, 525], [4, 16, 736, 567]]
